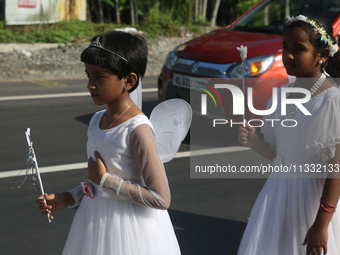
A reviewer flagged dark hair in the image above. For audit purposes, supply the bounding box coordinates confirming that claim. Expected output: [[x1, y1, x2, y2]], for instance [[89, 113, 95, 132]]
[[284, 16, 340, 79], [81, 31, 148, 93]]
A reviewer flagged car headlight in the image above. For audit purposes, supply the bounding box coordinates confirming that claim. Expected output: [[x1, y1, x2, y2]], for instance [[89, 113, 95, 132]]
[[227, 55, 275, 78], [164, 44, 187, 69]]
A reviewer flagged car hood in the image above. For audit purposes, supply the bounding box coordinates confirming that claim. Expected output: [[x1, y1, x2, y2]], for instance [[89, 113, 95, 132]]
[[177, 28, 283, 63]]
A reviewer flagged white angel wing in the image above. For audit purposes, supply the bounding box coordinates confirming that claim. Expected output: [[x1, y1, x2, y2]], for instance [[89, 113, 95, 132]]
[[130, 77, 142, 110], [149, 99, 192, 163]]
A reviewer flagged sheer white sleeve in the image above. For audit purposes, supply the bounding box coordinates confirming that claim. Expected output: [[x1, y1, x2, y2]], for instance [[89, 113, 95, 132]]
[[306, 91, 340, 161], [67, 185, 85, 208], [261, 94, 277, 150], [99, 124, 171, 210]]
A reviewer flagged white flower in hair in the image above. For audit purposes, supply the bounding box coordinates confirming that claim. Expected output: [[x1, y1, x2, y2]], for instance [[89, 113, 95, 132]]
[[286, 16, 292, 22], [286, 14, 338, 58], [329, 44, 339, 57], [237, 45, 248, 61], [296, 15, 307, 22]]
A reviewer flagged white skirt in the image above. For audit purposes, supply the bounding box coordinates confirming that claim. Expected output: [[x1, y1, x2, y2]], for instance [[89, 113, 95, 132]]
[[62, 196, 181, 255], [237, 176, 340, 255]]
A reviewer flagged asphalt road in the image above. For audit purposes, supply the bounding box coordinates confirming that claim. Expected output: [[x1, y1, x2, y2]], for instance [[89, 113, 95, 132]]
[[0, 76, 268, 255]]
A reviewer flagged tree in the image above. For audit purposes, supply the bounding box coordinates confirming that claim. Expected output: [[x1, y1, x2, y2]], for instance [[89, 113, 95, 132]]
[[202, 0, 207, 20], [195, 0, 198, 23], [98, 0, 104, 23], [130, 0, 138, 25], [115, 0, 121, 25], [103, 0, 122, 25], [211, 0, 221, 27], [194, 0, 208, 24], [83, 0, 258, 28]]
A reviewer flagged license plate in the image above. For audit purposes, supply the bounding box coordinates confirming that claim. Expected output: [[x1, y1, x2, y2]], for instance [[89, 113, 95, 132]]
[[173, 74, 208, 90]]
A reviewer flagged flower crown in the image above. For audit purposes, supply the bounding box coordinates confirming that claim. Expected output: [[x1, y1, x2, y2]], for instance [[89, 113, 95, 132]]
[[285, 15, 339, 57]]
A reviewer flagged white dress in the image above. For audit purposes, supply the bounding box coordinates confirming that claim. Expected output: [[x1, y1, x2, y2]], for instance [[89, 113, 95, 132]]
[[238, 85, 340, 255], [63, 111, 181, 255]]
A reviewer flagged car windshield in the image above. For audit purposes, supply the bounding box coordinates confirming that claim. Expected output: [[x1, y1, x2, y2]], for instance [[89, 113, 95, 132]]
[[230, 0, 340, 34]]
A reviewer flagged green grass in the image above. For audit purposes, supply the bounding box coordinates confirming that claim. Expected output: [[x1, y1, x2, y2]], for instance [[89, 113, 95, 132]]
[[0, 19, 213, 43]]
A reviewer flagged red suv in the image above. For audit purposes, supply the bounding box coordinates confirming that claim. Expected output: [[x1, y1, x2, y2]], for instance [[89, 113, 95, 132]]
[[158, 0, 340, 120]]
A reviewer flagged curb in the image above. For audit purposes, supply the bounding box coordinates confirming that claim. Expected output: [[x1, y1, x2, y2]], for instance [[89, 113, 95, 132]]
[[0, 43, 64, 53]]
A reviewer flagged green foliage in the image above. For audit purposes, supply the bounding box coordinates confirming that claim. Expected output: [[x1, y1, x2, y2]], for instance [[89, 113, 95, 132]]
[[236, 0, 259, 15], [0, 29, 15, 42], [102, 0, 129, 12], [140, 3, 181, 37], [168, 0, 195, 24], [0, 17, 212, 43], [0, 0, 262, 43], [0, 19, 120, 43], [102, 0, 115, 8]]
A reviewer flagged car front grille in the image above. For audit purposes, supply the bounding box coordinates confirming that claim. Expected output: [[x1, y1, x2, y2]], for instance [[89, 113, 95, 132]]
[[171, 58, 232, 78]]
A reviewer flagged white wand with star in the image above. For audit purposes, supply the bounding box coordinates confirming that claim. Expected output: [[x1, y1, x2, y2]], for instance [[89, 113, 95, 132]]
[[236, 45, 248, 121], [25, 128, 51, 223]]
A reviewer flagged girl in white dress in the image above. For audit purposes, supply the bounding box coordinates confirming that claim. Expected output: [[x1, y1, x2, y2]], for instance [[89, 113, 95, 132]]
[[36, 31, 181, 255], [238, 15, 340, 255]]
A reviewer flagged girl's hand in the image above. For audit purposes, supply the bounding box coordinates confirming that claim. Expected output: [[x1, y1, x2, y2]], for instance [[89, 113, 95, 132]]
[[303, 223, 328, 255], [238, 120, 259, 149], [36, 192, 73, 220], [88, 151, 107, 185]]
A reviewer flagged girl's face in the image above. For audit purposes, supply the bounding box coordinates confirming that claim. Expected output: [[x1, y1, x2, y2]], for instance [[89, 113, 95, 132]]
[[282, 26, 322, 78], [85, 63, 125, 106]]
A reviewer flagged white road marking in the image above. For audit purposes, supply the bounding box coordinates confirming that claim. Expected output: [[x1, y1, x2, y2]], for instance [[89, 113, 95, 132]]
[[1, 163, 87, 179], [0, 92, 89, 101], [176, 146, 250, 158], [0, 88, 157, 101], [0, 146, 250, 179]]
